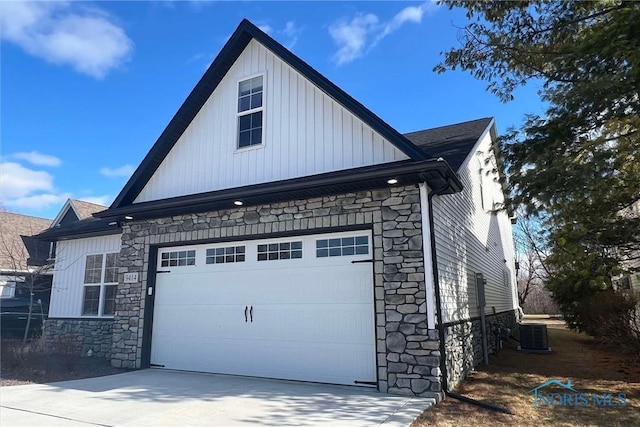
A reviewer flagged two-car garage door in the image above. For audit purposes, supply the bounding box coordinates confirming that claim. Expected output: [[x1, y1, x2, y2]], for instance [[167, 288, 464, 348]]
[[150, 231, 376, 386]]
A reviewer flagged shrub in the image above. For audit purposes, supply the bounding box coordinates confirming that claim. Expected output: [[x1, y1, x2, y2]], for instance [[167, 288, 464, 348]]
[[578, 290, 640, 356]]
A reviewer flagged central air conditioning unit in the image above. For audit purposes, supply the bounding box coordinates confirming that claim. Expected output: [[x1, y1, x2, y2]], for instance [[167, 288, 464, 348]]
[[518, 323, 552, 353]]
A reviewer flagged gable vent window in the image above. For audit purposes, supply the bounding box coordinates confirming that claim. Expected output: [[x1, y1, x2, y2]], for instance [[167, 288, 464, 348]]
[[237, 75, 264, 149]]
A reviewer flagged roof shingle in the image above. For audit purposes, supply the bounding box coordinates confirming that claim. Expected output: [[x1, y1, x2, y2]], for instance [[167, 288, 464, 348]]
[[404, 117, 493, 171]]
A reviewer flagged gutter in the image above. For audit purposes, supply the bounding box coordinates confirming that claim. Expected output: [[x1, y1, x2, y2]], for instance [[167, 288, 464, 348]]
[[426, 183, 513, 415]]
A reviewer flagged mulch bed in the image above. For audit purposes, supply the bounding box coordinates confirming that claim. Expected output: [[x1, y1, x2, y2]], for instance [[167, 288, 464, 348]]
[[1, 339, 128, 386]]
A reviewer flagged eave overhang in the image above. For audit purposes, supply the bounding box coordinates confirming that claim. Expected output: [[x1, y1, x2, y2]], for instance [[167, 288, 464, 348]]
[[95, 159, 462, 222], [36, 219, 123, 242]]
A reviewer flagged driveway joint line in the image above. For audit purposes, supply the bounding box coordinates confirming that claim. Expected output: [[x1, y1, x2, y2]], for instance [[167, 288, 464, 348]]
[[1, 405, 114, 427]]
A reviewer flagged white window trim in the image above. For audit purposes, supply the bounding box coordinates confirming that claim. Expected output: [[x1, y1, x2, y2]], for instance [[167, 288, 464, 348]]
[[235, 72, 266, 152], [81, 252, 118, 318]]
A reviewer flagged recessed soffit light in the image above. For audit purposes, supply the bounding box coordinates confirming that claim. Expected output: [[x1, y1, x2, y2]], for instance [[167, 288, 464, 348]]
[[387, 178, 399, 185], [233, 200, 244, 206]]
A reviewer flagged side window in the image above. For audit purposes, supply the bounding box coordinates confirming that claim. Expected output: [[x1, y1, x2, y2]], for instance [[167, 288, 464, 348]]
[[237, 75, 264, 149], [82, 253, 119, 317]]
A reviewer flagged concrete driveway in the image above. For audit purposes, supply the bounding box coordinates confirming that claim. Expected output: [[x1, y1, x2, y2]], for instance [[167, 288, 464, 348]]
[[0, 369, 434, 426]]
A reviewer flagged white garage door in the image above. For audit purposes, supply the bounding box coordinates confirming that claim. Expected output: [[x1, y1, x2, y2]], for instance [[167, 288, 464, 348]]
[[150, 230, 376, 386]]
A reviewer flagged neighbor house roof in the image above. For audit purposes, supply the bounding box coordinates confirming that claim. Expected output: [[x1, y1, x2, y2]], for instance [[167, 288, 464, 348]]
[[37, 199, 118, 241], [404, 117, 494, 172], [110, 19, 430, 210], [51, 198, 107, 227], [0, 211, 52, 271], [70, 199, 107, 219]]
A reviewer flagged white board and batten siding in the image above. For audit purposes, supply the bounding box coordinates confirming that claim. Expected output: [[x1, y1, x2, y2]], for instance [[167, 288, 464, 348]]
[[135, 39, 408, 203], [48, 234, 122, 318], [431, 130, 517, 324]]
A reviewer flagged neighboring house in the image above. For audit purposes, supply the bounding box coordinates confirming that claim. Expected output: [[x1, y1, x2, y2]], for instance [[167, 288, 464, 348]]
[[37, 20, 518, 399], [0, 211, 52, 301]]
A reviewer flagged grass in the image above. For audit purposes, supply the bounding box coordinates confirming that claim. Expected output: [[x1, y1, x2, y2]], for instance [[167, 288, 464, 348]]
[[413, 317, 640, 427]]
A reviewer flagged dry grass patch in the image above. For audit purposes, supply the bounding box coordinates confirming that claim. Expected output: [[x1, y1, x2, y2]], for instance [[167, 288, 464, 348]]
[[413, 320, 640, 427]]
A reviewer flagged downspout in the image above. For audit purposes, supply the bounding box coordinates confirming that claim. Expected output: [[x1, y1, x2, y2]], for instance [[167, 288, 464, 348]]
[[425, 182, 512, 415]]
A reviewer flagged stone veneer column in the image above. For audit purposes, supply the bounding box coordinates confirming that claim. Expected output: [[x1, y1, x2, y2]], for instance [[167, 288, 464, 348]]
[[111, 186, 442, 398]]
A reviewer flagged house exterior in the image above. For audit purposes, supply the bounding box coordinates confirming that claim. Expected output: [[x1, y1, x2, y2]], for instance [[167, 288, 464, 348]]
[[0, 211, 52, 300], [38, 19, 518, 399]]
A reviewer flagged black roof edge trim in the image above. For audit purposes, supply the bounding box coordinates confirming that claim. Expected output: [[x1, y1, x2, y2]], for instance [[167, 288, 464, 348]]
[[96, 159, 462, 221], [110, 18, 428, 209], [36, 227, 123, 242]]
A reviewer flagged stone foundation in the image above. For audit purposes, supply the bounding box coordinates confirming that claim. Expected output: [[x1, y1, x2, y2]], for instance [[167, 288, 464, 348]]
[[44, 318, 113, 359], [444, 310, 517, 390]]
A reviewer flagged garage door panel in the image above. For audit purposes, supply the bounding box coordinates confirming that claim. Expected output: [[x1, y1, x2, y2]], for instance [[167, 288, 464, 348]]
[[152, 304, 248, 340], [249, 304, 374, 344], [151, 231, 376, 386]]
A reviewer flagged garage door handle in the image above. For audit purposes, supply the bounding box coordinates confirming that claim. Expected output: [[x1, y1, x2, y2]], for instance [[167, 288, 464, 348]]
[[244, 306, 248, 322], [250, 305, 253, 322]]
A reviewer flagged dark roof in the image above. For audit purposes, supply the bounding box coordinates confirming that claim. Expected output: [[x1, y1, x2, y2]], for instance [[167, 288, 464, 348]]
[[95, 159, 462, 222], [404, 118, 494, 171], [110, 18, 429, 209], [0, 211, 52, 270], [37, 217, 121, 241]]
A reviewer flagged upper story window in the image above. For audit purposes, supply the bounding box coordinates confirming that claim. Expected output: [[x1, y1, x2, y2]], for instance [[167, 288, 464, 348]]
[[237, 75, 263, 149]]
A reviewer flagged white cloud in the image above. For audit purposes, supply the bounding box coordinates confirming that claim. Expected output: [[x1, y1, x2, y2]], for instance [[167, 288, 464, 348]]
[[258, 24, 273, 34], [282, 21, 301, 50], [13, 151, 61, 167], [329, 13, 379, 65], [329, 1, 437, 65], [100, 164, 135, 178], [6, 193, 71, 210], [78, 195, 111, 206], [0, 162, 54, 200], [0, 1, 133, 79]]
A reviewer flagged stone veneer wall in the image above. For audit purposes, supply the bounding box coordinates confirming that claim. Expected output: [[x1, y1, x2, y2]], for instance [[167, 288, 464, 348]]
[[112, 185, 443, 398], [44, 319, 113, 359], [444, 310, 518, 389]]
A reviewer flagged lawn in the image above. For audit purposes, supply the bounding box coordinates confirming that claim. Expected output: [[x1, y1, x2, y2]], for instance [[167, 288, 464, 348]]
[[413, 317, 640, 427]]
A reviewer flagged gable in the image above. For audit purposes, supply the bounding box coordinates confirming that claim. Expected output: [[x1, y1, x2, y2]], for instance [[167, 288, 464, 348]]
[[59, 209, 79, 226], [134, 39, 409, 203]]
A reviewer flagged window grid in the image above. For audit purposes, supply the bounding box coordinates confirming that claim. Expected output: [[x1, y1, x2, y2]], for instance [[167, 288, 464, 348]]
[[257, 241, 302, 261], [84, 254, 103, 284], [82, 252, 119, 317], [316, 236, 369, 258], [237, 75, 263, 149], [206, 246, 246, 264], [103, 285, 117, 315], [104, 253, 119, 283], [82, 286, 101, 316], [161, 250, 196, 267]]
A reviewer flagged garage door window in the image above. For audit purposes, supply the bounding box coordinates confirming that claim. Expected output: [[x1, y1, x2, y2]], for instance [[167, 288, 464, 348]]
[[257, 241, 302, 261], [316, 236, 368, 257], [161, 250, 196, 267], [82, 253, 118, 316], [206, 246, 245, 264]]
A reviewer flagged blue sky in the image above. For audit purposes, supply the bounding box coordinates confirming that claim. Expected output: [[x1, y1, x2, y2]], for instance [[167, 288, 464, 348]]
[[1, 1, 545, 219]]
